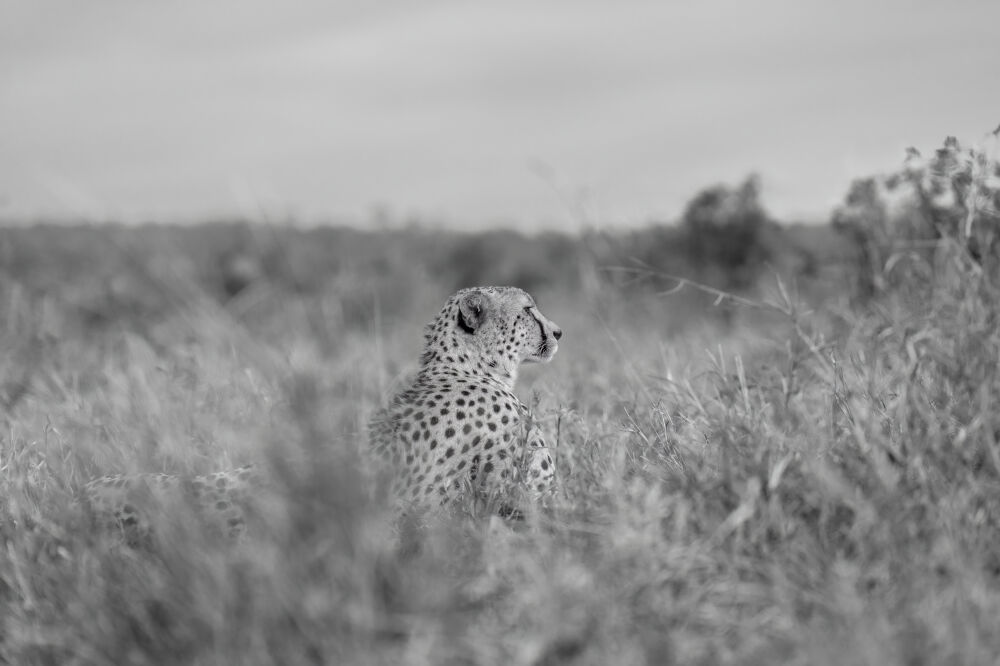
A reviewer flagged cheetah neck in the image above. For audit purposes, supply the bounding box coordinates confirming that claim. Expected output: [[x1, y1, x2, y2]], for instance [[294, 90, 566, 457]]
[[419, 352, 519, 392], [420, 316, 521, 390]]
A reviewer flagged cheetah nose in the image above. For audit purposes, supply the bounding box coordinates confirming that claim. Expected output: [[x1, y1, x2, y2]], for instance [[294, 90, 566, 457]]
[[552, 327, 562, 341]]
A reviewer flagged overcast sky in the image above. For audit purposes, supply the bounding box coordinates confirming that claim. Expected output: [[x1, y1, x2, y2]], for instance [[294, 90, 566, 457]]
[[2, 0, 998, 230]]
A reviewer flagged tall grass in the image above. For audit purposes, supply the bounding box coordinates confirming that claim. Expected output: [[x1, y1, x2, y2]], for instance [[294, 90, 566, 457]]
[[2, 147, 1000, 662]]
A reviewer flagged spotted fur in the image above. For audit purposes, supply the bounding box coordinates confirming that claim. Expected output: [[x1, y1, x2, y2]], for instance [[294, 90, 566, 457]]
[[368, 286, 562, 513], [82, 465, 258, 544], [80, 286, 562, 540]]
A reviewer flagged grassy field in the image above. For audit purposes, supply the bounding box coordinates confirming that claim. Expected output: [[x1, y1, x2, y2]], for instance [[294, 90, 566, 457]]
[[1, 210, 999, 664]]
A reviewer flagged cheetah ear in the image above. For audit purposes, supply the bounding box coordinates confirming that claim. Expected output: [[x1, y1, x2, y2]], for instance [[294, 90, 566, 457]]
[[457, 290, 489, 334]]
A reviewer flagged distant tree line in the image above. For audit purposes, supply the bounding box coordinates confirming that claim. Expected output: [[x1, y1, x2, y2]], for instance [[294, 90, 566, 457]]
[[0, 174, 835, 335]]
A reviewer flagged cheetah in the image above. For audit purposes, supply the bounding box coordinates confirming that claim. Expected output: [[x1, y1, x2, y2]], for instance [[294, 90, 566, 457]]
[[368, 286, 562, 514], [82, 465, 258, 544], [80, 285, 561, 540]]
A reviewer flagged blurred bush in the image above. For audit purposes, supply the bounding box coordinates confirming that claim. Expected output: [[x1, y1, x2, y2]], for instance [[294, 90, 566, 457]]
[[833, 134, 1000, 301], [681, 175, 773, 290], [432, 230, 584, 294]]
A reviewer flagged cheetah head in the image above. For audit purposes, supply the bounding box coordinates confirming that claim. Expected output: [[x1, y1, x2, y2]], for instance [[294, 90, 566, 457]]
[[423, 286, 563, 381]]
